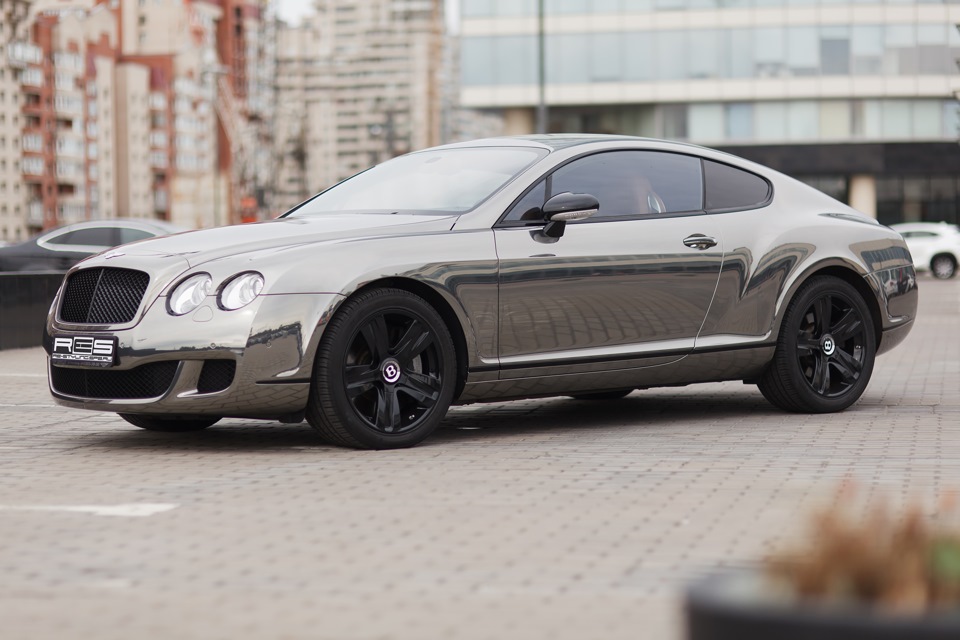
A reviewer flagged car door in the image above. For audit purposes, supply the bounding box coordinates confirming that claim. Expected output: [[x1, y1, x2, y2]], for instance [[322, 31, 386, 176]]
[[494, 150, 723, 379]]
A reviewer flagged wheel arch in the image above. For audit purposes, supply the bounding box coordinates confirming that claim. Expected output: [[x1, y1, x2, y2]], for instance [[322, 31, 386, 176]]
[[351, 277, 470, 400], [774, 262, 883, 350]]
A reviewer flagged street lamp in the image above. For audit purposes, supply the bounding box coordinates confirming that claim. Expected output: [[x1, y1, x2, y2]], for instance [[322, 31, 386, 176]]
[[536, 0, 547, 135]]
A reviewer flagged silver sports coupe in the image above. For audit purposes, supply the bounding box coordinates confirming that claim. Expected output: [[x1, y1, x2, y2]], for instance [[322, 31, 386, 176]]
[[44, 136, 918, 449]]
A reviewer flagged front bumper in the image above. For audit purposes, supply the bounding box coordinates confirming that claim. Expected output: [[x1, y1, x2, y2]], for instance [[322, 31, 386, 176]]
[[45, 291, 343, 419]]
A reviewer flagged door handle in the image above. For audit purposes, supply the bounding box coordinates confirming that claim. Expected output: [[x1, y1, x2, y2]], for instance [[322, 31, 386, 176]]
[[683, 234, 718, 250]]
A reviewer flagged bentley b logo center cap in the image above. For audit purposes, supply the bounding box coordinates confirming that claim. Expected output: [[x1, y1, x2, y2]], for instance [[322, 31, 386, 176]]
[[821, 335, 836, 356], [381, 359, 402, 384]]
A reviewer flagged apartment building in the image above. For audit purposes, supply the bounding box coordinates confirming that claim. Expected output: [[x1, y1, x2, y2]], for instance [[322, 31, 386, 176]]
[[460, 0, 960, 226], [0, 0, 33, 242], [0, 0, 274, 243], [273, 0, 444, 212]]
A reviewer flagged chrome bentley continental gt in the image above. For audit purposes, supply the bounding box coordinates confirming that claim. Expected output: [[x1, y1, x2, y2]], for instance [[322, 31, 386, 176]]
[[44, 136, 918, 449]]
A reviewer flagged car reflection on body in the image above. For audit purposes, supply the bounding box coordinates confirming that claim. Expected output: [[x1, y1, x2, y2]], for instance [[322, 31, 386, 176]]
[[43, 136, 918, 449], [0, 219, 186, 272], [891, 222, 960, 280]]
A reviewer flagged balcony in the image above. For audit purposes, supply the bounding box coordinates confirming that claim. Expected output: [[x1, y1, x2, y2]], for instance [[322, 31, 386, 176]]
[[22, 133, 44, 154], [52, 52, 83, 74], [149, 131, 169, 148], [19, 68, 44, 88], [55, 160, 84, 184], [5, 42, 43, 68], [153, 189, 169, 213], [149, 92, 168, 111], [57, 201, 87, 224], [149, 152, 169, 169], [55, 137, 85, 158], [54, 94, 83, 116], [27, 201, 44, 227], [21, 157, 45, 177]]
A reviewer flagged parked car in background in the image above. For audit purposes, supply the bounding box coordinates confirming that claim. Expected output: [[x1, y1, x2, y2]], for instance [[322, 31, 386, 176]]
[[0, 219, 186, 272], [43, 136, 918, 450], [891, 222, 960, 279]]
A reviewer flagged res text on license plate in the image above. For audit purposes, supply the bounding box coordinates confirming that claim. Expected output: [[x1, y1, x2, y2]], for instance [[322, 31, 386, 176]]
[[51, 336, 117, 367]]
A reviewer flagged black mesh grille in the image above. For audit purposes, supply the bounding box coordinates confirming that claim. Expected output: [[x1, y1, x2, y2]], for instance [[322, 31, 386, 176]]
[[50, 361, 179, 399], [60, 268, 150, 324], [196, 360, 236, 394]]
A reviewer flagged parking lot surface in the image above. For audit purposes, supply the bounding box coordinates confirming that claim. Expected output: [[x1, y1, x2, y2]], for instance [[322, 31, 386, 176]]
[[1, 278, 957, 640]]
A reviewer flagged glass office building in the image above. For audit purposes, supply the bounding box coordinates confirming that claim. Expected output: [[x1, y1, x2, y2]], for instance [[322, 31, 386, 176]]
[[460, 0, 960, 224]]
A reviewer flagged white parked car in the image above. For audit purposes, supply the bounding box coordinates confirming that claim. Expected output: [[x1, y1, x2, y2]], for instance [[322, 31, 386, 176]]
[[891, 222, 960, 280]]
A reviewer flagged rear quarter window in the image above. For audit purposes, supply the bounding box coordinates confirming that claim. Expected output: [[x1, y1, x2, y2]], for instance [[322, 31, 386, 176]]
[[703, 160, 771, 212]]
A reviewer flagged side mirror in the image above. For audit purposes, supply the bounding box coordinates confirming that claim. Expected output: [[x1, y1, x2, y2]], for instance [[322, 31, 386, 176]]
[[541, 192, 599, 238]]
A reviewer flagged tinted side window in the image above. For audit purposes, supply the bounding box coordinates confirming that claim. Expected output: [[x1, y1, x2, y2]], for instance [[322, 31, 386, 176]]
[[119, 228, 154, 244], [703, 160, 771, 212], [50, 228, 117, 247], [505, 150, 703, 222]]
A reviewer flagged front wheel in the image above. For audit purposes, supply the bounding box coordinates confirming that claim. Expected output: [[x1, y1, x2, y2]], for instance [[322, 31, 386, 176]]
[[306, 288, 457, 449], [931, 254, 957, 279], [119, 414, 220, 432], [758, 276, 876, 413]]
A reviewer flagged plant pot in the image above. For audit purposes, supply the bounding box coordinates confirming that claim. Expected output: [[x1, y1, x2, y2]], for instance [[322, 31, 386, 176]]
[[686, 570, 960, 640]]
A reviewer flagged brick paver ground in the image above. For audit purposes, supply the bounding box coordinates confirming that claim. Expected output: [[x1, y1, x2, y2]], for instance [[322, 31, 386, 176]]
[[1, 278, 957, 640]]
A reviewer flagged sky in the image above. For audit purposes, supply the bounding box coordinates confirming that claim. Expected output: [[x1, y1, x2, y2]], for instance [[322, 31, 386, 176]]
[[276, 0, 460, 32]]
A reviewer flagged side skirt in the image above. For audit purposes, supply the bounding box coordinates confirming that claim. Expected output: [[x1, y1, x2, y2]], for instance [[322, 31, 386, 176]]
[[455, 346, 775, 404]]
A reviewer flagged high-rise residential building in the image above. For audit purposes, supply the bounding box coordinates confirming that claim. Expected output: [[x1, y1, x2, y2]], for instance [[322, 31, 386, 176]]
[[273, 0, 444, 212], [460, 0, 960, 226], [114, 0, 275, 228], [1, 0, 34, 242], [0, 0, 274, 243]]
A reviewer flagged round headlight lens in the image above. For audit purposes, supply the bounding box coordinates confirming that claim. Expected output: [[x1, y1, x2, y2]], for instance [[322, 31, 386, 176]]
[[219, 272, 264, 310], [168, 273, 212, 316]]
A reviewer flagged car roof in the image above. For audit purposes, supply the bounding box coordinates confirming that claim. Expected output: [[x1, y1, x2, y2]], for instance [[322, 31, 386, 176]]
[[434, 134, 719, 153], [43, 219, 188, 235]]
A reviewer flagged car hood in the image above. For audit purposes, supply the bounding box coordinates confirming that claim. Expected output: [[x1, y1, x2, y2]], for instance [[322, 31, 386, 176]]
[[103, 214, 460, 269]]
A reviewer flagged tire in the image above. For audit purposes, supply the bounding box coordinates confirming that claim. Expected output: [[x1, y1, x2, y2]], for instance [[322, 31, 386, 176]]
[[306, 288, 457, 449], [570, 389, 633, 400], [119, 414, 220, 432], [931, 254, 957, 280], [758, 276, 876, 413]]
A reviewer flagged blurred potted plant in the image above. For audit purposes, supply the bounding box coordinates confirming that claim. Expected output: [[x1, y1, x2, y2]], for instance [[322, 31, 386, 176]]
[[686, 488, 960, 639]]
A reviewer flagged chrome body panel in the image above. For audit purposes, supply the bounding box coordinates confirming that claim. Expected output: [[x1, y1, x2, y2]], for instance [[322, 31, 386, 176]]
[[494, 213, 724, 377], [44, 135, 918, 417]]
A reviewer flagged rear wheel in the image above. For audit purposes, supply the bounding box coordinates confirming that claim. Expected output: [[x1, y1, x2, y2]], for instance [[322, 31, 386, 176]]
[[931, 254, 957, 279], [306, 288, 457, 449], [119, 414, 220, 432], [758, 276, 876, 413]]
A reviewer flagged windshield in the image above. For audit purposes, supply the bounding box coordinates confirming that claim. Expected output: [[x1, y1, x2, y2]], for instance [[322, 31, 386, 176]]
[[287, 147, 547, 216]]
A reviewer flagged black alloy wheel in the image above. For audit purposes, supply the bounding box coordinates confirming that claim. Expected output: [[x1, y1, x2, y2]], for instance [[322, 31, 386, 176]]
[[307, 288, 456, 449], [758, 276, 876, 413], [119, 414, 220, 432]]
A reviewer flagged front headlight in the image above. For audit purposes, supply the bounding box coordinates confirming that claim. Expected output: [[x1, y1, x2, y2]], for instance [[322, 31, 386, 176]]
[[168, 273, 213, 316], [218, 272, 264, 311]]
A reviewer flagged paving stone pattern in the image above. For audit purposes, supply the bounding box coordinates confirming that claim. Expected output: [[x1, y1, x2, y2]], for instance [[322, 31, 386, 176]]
[[0, 279, 958, 640]]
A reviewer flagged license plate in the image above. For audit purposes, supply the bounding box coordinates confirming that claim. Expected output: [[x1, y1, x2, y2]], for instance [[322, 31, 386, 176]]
[[51, 335, 118, 367]]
